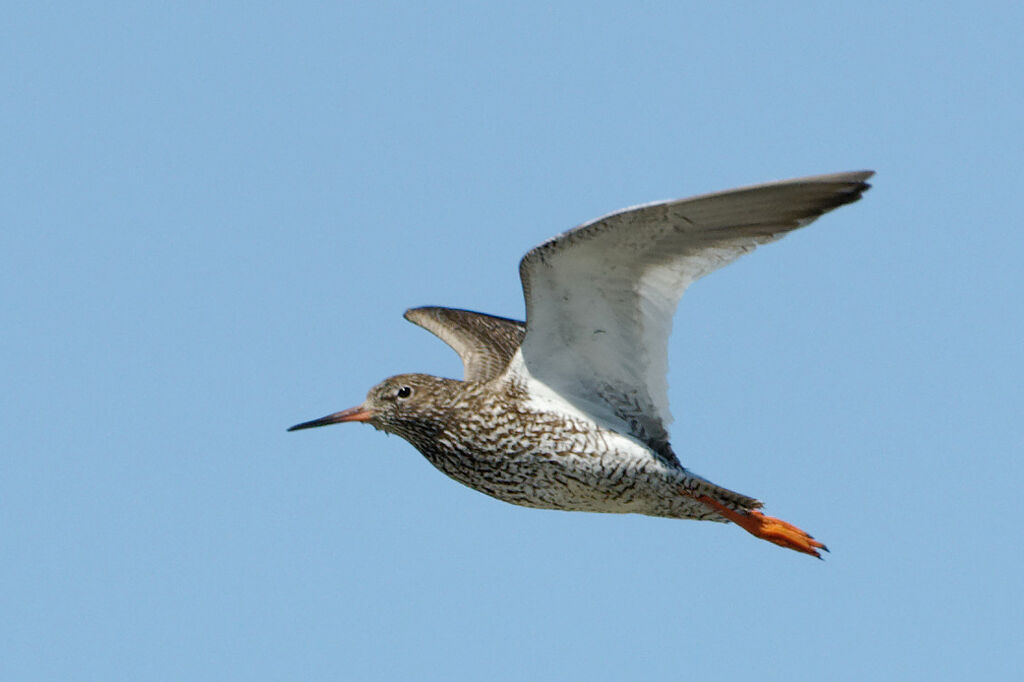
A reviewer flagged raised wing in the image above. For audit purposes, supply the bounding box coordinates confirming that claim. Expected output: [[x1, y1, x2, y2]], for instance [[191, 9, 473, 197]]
[[518, 171, 873, 450], [404, 306, 526, 382]]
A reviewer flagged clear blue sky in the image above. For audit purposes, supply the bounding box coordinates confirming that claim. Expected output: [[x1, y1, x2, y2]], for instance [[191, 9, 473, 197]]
[[3, 3, 1022, 680]]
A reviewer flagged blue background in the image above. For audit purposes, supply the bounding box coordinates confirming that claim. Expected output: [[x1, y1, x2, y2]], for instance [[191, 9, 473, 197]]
[[4, 3, 1022, 680]]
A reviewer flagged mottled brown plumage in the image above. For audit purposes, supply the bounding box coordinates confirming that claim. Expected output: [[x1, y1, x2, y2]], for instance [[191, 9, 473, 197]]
[[403, 307, 524, 382]]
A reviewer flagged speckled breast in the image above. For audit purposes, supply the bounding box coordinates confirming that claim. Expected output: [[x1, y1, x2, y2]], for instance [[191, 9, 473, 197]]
[[412, 397, 716, 520]]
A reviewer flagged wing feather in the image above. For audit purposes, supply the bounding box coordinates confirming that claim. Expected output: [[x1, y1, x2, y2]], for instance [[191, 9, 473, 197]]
[[404, 306, 525, 382], [518, 171, 873, 449]]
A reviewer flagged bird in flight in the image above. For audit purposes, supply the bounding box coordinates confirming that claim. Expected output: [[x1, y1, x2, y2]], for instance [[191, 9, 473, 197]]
[[290, 171, 873, 558]]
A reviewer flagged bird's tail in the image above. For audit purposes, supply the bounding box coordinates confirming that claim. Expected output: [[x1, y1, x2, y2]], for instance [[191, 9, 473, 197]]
[[680, 469, 763, 511]]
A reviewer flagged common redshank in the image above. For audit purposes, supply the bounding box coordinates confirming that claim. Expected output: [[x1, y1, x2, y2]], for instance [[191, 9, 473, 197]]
[[290, 171, 873, 558]]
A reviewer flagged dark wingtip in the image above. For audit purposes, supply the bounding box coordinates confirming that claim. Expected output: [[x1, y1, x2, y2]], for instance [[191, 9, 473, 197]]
[[403, 306, 426, 322]]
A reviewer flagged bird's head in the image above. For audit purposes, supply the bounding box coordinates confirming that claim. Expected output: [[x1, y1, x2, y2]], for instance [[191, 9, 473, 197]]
[[288, 373, 458, 442]]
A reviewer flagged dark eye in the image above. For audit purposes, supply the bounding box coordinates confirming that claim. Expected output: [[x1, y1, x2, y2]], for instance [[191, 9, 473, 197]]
[[396, 385, 412, 399]]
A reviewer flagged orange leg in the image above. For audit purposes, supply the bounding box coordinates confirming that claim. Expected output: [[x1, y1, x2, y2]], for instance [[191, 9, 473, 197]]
[[695, 495, 829, 559]]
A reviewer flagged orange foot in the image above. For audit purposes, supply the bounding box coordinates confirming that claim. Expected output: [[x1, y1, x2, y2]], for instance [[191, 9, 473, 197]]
[[696, 495, 829, 559]]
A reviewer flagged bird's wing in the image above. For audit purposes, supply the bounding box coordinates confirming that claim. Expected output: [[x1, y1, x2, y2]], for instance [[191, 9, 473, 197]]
[[404, 306, 526, 382], [518, 170, 873, 450]]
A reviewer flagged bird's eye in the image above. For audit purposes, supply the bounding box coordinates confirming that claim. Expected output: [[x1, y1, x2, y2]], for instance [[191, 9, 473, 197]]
[[396, 386, 412, 399]]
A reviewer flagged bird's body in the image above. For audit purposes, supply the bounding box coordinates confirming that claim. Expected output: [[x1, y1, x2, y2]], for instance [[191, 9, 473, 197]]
[[381, 365, 747, 520], [291, 171, 874, 557]]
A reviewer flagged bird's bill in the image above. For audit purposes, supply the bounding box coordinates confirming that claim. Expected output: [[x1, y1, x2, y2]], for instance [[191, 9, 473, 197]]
[[287, 406, 374, 431]]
